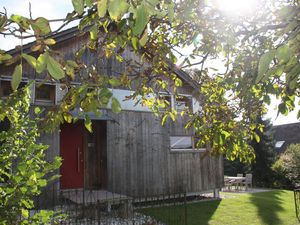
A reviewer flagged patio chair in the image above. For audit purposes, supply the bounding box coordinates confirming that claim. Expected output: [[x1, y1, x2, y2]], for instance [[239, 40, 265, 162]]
[[243, 173, 252, 190], [224, 177, 233, 191], [235, 174, 243, 190]]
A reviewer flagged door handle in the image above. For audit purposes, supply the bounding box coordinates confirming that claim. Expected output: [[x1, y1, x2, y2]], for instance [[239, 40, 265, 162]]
[[77, 147, 80, 172]]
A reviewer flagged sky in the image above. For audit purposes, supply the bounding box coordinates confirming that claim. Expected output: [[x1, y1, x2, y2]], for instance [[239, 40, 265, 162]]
[[0, 0, 299, 125]]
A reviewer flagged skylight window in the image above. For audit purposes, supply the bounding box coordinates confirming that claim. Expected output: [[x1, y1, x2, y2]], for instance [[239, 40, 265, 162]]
[[275, 141, 285, 148]]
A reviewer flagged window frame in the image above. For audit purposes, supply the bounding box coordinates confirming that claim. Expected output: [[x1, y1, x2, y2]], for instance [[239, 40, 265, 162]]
[[170, 135, 206, 153], [0, 78, 28, 98], [174, 94, 193, 112], [34, 82, 56, 105]]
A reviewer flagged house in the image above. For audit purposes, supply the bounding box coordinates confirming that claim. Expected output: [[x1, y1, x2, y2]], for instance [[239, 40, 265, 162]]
[[0, 27, 224, 205], [273, 122, 300, 154]]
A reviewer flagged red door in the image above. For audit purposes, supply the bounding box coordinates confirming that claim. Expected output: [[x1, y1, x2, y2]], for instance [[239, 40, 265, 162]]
[[60, 122, 84, 189]]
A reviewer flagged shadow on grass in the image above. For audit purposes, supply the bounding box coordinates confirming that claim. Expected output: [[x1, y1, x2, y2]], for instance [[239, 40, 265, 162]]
[[248, 190, 285, 225], [140, 199, 221, 225]]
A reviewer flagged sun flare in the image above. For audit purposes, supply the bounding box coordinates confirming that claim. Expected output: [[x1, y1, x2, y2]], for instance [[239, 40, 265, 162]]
[[215, 0, 258, 15]]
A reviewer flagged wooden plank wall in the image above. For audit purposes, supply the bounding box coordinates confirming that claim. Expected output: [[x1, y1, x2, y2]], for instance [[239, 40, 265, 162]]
[[36, 130, 60, 207], [1, 32, 224, 199], [107, 110, 224, 197]]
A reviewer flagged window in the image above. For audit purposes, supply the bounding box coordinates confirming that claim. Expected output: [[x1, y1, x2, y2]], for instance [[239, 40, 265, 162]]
[[170, 136, 193, 149], [170, 135, 206, 152], [0, 80, 27, 98], [158, 93, 171, 111], [175, 95, 192, 112], [35, 84, 55, 105], [275, 141, 285, 148]]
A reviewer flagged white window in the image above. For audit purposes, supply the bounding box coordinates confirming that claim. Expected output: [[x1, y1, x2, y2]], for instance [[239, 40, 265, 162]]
[[175, 95, 193, 112], [275, 141, 285, 148], [170, 136, 206, 152], [170, 136, 193, 149], [34, 83, 56, 105]]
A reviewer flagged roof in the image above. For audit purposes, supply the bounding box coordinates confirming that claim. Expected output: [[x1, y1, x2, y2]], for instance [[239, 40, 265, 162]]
[[273, 122, 300, 153], [7, 26, 80, 55], [6, 26, 199, 90]]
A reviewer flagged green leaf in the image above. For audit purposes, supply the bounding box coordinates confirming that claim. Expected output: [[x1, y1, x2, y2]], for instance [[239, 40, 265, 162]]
[[109, 77, 121, 87], [72, 0, 85, 15], [161, 114, 168, 125], [10, 14, 30, 30], [90, 24, 98, 41], [21, 209, 29, 219], [0, 53, 12, 62], [97, 0, 107, 18], [36, 52, 48, 73], [111, 97, 122, 113], [276, 45, 293, 63], [66, 60, 79, 68], [43, 38, 56, 45], [34, 107, 41, 114], [131, 37, 138, 50], [168, 2, 175, 21], [86, 0, 93, 7], [278, 102, 288, 116], [11, 64, 22, 91], [108, 0, 129, 21], [132, 4, 149, 36], [84, 115, 93, 132], [21, 199, 33, 209], [31, 17, 51, 35], [38, 179, 47, 187], [22, 53, 36, 68], [169, 112, 175, 121], [175, 78, 182, 87], [63, 113, 73, 123], [256, 51, 275, 83], [254, 133, 260, 143], [221, 130, 230, 139], [47, 56, 65, 80], [139, 30, 148, 47]]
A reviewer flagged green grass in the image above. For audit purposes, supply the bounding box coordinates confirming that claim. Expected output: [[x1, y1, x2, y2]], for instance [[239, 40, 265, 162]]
[[141, 190, 298, 225]]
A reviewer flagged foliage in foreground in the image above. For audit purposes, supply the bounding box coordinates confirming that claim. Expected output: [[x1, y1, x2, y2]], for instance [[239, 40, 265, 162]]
[[0, 86, 62, 224], [272, 143, 300, 189], [224, 117, 277, 188], [141, 190, 297, 225], [0, 0, 298, 163]]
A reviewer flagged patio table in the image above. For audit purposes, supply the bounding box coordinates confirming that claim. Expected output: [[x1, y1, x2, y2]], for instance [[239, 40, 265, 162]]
[[224, 176, 246, 190]]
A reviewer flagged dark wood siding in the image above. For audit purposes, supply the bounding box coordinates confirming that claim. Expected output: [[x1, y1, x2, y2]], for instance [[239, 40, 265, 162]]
[[106, 110, 223, 197], [1, 29, 224, 198]]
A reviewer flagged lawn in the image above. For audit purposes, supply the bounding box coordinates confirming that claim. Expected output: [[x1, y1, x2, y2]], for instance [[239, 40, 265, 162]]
[[141, 190, 298, 225]]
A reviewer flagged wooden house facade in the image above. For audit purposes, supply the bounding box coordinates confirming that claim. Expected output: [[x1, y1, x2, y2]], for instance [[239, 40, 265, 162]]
[[0, 27, 224, 200]]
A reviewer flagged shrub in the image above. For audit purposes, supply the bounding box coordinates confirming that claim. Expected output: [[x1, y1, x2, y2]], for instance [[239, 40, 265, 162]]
[[272, 143, 300, 189], [0, 85, 62, 224]]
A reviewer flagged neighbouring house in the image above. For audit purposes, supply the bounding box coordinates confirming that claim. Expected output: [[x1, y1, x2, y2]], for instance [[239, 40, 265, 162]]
[[0, 27, 224, 205], [273, 122, 300, 154]]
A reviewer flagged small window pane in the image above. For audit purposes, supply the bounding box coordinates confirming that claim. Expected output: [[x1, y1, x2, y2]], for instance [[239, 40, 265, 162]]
[[35, 84, 55, 104], [175, 95, 192, 111], [0, 80, 26, 97], [170, 136, 193, 149], [275, 141, 285, 148]]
